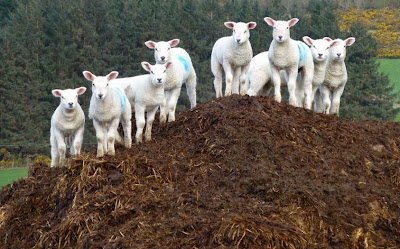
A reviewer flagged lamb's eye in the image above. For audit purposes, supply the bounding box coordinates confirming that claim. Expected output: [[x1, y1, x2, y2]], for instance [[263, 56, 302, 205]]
[[244, 30, 247, 33], [168, 48, 170, 50], [164, 70, 166, 73], [106, 83, 109, 87], [233, 29, 236, 33], [155, 48, 158, 51], [326, 47, 330, 50], [62, 96, 65, 99], [286, 27, 289, 29], [150, 71, 154, 74], [92, 83, 95, 86]]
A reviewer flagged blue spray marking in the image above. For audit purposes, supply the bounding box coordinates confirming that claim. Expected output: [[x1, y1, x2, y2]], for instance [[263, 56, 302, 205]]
[[112, 86, 126, 111], [297, 41, 307, 64], [176, 55, 189, 73]]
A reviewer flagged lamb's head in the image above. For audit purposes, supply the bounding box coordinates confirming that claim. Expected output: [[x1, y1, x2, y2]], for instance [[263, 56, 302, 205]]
[[264, 17, 299, 43], [141, 61, 172, 86], [303, 36, 333, 62], [224, 21, 257, 45], [52, 87, 86, 110], [82, 71, 119, 100], [145, 39, 180, 64], [329, 37, 356, 61]]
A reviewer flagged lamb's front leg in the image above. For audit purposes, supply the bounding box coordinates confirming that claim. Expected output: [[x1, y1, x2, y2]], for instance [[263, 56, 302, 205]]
[[286, 67, 299, 107], [239, 65, 249, 96], [320, 85, 332, 114], [72, 127, 84, 156], [145, 106, 158, 142], [271, 66, 282, 103], [331, 86, 345, 116], [50, 133, 60, 167], [106, 118, 120, 156], [166, 88, 181, 122], [135, 105, 146, 144], [159, 97, 167, 124], [223, 63, 233, 96], [93, 119, 105, 157], [231, 67, 241, 95]]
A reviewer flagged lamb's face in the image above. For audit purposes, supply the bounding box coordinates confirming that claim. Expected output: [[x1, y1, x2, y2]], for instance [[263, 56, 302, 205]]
[[231, 22, 250, 45], [149, 64, 168, 86], [82, 71, 119, 100], [52, 87, 86, 110], [310, 39, 331, 62], [152, 41, 172, 64], [272, 21, 291, 43], [91, 77, 111, 100], [329, 37, 355, 61]]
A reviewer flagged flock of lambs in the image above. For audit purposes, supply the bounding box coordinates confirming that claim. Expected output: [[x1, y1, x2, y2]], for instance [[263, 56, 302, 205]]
[[49, 17, 355, 167]]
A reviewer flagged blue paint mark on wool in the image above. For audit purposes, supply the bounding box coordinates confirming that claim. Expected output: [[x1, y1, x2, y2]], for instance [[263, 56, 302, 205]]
[[297, 41, 307, 64], [112, 86, 126, 112], [176, 55, 189, 72]]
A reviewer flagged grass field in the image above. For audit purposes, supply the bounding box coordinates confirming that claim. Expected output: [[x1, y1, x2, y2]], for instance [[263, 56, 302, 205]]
[[0, 167, 29, 188], [378, 58, 400, 121]]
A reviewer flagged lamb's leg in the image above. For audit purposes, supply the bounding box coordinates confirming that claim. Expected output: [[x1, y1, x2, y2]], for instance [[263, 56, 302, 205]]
[[286, 67, 298, 107], [186, 71, 197, 108], [73, 127, 84, 156], [135, 104, 146, 144], [166, 88, 181, 122], [222, 63, 233, 97], [106, 118, 120, 156], [313, 88, 324, 113], [93, 119, 105, 157], [159, 97, 167, 124], [271, 66, 282, 103], [211, 57, 223, 98], [55, 132, 67, 166], [145, 106, 158, 142], [320, 85, 331, 114], [121, 104, 132, 148], [330, 86, 345, 116], [231, 67, 241, 95], [302, 69, 314, 110], [50, 133, 59, 167], [239, 65, 249, 96]]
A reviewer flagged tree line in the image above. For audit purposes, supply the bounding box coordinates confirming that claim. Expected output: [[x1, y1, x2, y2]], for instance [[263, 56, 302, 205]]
[[0, 0, 397, 157]]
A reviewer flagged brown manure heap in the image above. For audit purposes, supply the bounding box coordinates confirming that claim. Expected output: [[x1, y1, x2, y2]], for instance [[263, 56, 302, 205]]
[[1, 95, 400, 248]]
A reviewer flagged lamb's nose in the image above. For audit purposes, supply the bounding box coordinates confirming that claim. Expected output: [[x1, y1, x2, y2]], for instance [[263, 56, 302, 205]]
[[161, 56, 165, 61], [98, 94, 103, 99], [337, 53, 341, 57], [278, 35, 283, 40], [318, 53, 323, 57], [236, 39, 240, 43], [157, 78, 162, 83], [68, 102, 73, 107]]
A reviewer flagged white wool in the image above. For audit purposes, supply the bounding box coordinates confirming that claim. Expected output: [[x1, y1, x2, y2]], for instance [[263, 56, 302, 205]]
[[145, 39, 197, 123], [320, 37, 356, 115], [83, 71, 132, 157], [211, 21, 257, 97], [50, 87, 86, 167]]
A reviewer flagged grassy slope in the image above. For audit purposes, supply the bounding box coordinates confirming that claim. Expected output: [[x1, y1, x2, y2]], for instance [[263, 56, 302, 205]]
[[0, 167, 28, 188], [377, 58, 400, 121]]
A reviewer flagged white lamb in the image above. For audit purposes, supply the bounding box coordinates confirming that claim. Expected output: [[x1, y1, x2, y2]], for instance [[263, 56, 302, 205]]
[[320, 37, 355, 115], [302, 36, 333, 112], [245, 51, 272, 96], [145, 39, 197, 123], [112, 62, 171, 144], [211, 21, 257, 97], [264, 17, 314, 109], [82, 71, 132, 157], [50, 87, 86, 167]]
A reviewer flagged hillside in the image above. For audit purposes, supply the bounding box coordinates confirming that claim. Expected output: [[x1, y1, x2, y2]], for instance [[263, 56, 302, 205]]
[[1, 95, 400, 248]]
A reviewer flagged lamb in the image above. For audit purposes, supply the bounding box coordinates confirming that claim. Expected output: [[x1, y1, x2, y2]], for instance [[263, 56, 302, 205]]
[[264, 17, 314, 109], [112, 62, 172, 144], [211, 21, 257, 97], [245, 51, 272, 96], [82, 71, 132, 157], [320, 37, 356, 115], [302, 36, 333, 112], [145, 39, 197, 123], [50, 87, 86, 167]]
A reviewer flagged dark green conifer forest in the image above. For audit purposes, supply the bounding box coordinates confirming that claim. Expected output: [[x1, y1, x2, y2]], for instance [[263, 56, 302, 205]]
[[0, 0, 397, 156]]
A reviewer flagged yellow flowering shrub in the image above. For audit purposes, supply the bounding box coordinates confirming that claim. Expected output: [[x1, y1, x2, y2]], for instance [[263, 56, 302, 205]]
[[338, 8, 400, 58]]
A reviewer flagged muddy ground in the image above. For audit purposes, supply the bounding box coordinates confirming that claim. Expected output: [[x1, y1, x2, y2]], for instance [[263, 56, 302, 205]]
[[1, 95, 400, 248]]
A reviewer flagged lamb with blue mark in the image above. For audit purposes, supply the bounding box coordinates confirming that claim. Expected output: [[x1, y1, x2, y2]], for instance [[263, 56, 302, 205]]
[[264, 17, 314, 109], [145, 39, 197, 123]]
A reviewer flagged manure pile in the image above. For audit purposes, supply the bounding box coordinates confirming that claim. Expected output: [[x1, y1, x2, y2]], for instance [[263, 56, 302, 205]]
[[1, 95, 400, 248]]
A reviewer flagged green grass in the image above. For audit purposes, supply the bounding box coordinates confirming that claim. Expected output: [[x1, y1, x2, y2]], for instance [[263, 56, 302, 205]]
[[0, 167, 29, 188], [378, 58, 400, 121]]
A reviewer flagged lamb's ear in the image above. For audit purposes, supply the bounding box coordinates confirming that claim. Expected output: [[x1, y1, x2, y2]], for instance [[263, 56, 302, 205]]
[[330, 40, 340, 47], [52, 89, 62, 97], [345, 37, 355, 46], [75, 87, 86, 95], [288, 18, 299, 27], [264, 17, 275, 27], [224, 22, 235, 29], [302, 36, 313, 46], [323, 37, 333, 42], [82, 71, 96, 81], [141, 62, 152, 72], [169, 39, 180, 48], [247, 22, 257, 29], [106, 71, 119, 81], [165, 61, 172, 69], [145, 40, 156, 49]]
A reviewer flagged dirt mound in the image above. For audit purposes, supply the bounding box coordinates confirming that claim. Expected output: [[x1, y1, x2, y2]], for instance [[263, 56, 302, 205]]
[[1, 95, 400, 248]]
